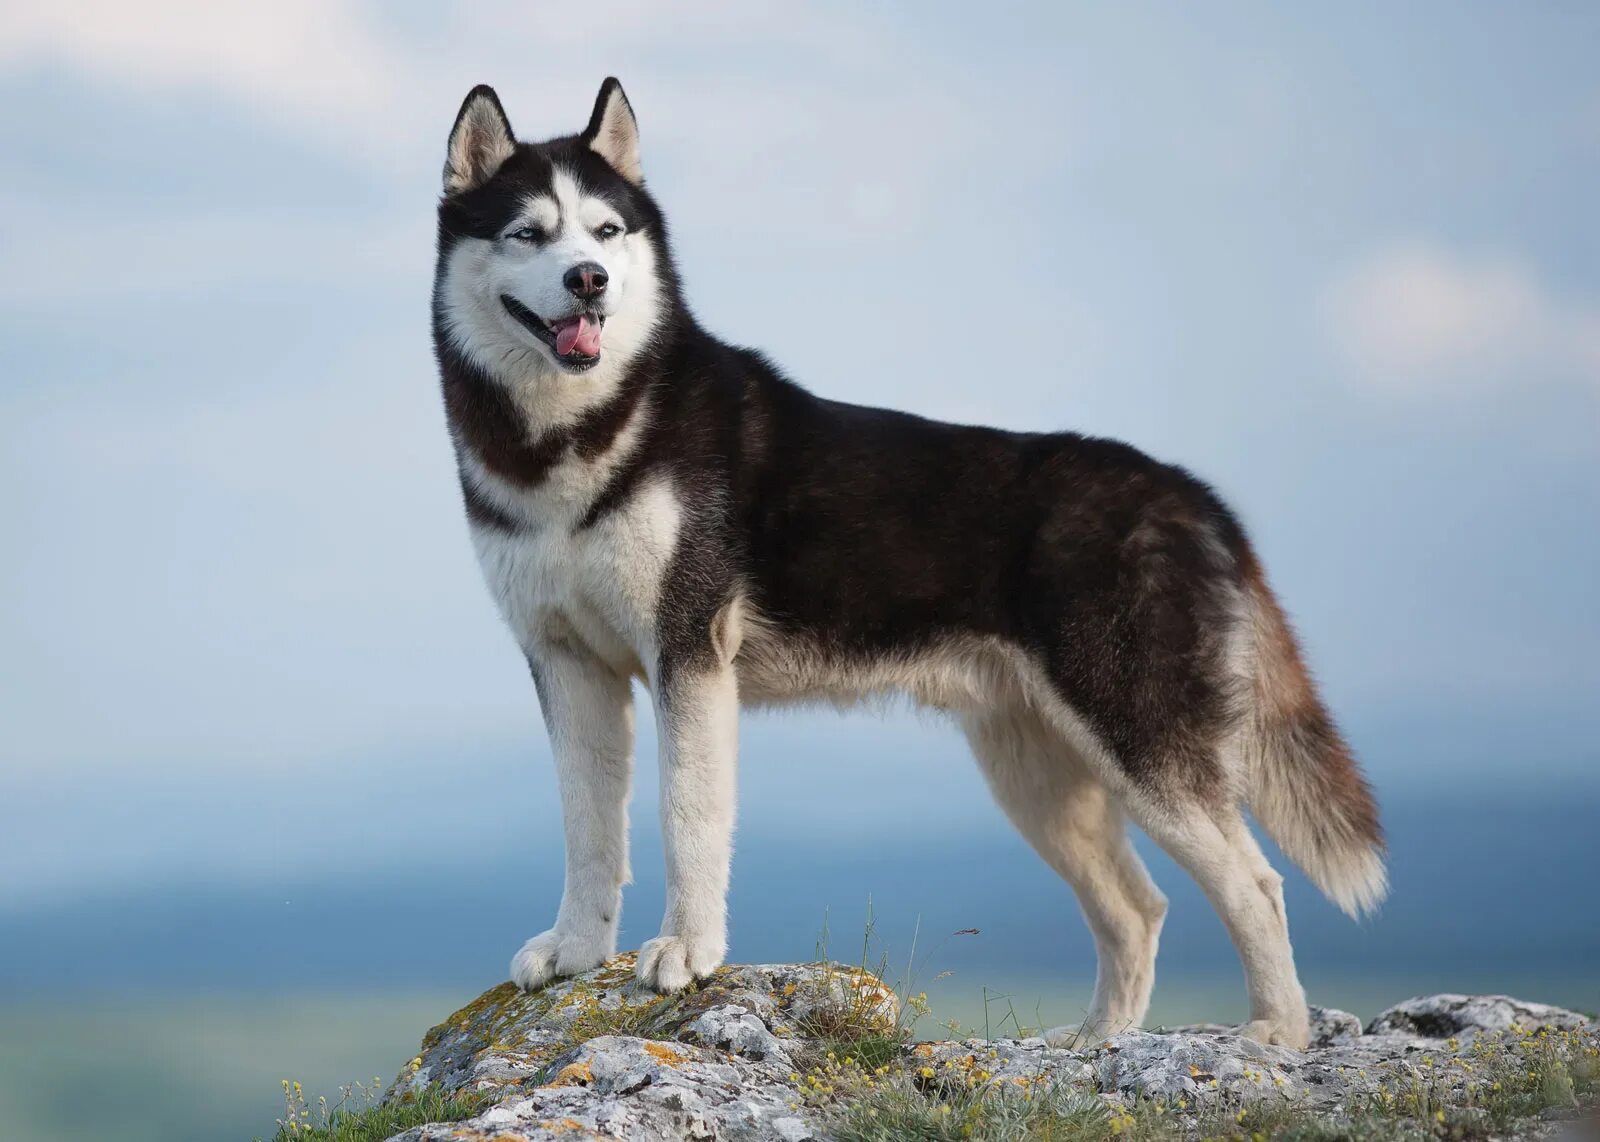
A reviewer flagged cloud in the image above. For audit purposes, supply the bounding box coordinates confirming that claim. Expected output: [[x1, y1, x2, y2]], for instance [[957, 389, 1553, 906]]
[[0, 1, 405, 148], [0, 1, 982, 298], [0, 2, 977, 187], [1323, 241, 1600, 394]]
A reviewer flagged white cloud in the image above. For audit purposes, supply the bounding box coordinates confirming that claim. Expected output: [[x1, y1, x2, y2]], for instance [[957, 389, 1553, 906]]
[[0, 0, 983, 307], [0, 1, 405, 150], [1323, 241, 1600, 394], [0, 2, 977, 187]]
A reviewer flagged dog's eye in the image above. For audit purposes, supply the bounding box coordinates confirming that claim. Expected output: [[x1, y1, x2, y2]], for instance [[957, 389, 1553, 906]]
[[508, 227, 542, 243], [595, 222, 623, 241]]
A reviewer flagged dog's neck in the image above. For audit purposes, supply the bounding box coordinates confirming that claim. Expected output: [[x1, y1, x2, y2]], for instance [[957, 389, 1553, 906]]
[[502, 354, 635, 437], [438, 340, 660, 529]]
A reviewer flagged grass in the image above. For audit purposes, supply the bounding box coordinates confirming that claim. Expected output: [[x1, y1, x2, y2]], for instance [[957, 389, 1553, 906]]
[[1342, 1023, 1598, 1137], [814, 1022, 1600, 1141], [830, 1078, 1114, 1141], [789, 906, 938, 1075], [266, 1077, 483, 1141]]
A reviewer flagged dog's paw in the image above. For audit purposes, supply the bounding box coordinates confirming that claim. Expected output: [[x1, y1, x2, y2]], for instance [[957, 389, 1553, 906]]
[[635, 932, 723, 992], [509, 929, 611, 991], [1236, 1018, 1311, 1050]]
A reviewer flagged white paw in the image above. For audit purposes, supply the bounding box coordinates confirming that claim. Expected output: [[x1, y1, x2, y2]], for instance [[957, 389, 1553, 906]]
[[635, 932, 724, 992], [509, 929, 612, 992], [1236, 1018, 1310, 1050]]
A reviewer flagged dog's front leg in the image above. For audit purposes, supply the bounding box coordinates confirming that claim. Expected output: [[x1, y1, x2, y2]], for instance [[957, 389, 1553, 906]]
[[636, 660, 738, 991], [509, 642, 634, 991]]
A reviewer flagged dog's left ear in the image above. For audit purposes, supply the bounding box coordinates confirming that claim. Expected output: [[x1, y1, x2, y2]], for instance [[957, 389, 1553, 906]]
[[583, 77, 642, 184]]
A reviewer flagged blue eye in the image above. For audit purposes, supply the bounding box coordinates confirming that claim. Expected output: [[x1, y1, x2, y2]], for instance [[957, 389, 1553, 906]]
[[595, 222, 623, 240], [508, 226, 542, 243]]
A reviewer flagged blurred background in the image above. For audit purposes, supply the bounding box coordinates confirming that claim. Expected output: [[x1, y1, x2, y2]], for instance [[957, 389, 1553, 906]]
[[2, 2, 1597, 1139]]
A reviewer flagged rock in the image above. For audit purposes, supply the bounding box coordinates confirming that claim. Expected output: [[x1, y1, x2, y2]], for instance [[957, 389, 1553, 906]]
[[1157, 1005, 1362, 1049], [1090, 1029, 1309, 1101], [1308, 1004, 1365, 1047], [911, 1036, 1093, 1091], [392, 1034, 812, 1141], [378, 962, 1597, 1141], [386, 956, 896, 1140], [1366, 994, 1592, 1040], [392, 957, 899, 1097], [684, 1003, 791, 1065]]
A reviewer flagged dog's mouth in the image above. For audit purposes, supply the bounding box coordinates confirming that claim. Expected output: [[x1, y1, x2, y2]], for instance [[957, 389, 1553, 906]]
[[500, 294, 605, 370]]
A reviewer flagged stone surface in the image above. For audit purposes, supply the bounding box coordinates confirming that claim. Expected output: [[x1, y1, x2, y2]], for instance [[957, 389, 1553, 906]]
[[393, 1035, 811, 1141], [1309, 1004, 1366, 1047], [386, 956, 896, 1140], [1160, 1005, 1364, 1049], [380, 958, 1597, 1140], [1366, 994, 1594, 1040], [1092, 1029, 1310, 1102], [911, 1036, 1094, 1091]]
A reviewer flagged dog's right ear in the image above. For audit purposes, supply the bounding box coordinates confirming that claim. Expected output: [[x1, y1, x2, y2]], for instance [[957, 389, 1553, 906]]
[[444, 85, 516, 194]]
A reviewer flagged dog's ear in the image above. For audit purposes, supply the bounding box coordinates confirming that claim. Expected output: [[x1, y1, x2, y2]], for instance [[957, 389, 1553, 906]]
[[583, 77, 642, 184], [445, 85, 516, 194]]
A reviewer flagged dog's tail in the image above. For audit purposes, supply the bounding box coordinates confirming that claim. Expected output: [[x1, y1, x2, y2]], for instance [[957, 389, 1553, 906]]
[[1236, 553, 1387, 919]]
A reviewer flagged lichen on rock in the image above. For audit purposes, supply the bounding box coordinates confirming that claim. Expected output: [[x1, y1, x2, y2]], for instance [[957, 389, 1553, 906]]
[[379, 959, 1599, 1141]]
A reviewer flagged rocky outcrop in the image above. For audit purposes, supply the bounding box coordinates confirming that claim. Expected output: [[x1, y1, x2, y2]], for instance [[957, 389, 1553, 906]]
[[1365, 994, 1593, 1040], [386, 957, 898, 1140], [382, 957, 1598, 1141]]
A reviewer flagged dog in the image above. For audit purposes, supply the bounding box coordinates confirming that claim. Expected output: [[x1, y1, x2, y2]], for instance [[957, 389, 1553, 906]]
[[431, 79, 1385, 1049]]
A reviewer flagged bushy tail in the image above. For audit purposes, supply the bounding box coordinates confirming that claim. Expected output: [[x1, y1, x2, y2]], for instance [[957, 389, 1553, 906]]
[[1238, 558, 1387, 919]]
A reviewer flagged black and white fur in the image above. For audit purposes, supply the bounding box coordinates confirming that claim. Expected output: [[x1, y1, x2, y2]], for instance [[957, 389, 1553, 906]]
[[433, 80, 1386, 1049]]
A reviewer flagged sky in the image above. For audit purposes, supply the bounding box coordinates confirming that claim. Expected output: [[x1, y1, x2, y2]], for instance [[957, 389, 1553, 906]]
[[2, 2, 1598, 917]]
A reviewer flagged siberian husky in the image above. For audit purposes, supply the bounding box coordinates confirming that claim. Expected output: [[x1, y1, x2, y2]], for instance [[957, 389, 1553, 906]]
[[432, 79, 1385, 1048]]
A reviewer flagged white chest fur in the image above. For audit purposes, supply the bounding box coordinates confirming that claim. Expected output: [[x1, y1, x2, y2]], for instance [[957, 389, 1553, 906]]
[[469, 473, 681, 679]]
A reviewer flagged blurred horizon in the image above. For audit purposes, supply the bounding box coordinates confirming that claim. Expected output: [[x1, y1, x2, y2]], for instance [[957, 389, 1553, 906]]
[[1, 2, 1597, 1140], [6, 781, 1598, 1002], [3, 777, 1597, 1141]]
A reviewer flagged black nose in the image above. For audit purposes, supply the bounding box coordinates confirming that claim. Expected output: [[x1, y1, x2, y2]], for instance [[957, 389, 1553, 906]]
[[563, 262, 608, 299]]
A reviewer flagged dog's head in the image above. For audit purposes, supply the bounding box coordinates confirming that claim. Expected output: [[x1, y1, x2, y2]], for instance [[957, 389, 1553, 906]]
[[434, 80, 668, 381]]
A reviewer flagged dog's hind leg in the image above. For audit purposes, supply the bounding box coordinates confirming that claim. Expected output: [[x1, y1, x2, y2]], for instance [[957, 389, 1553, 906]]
[[963, 711, 1168, 1047], [1120, 790, 1311, 1048]]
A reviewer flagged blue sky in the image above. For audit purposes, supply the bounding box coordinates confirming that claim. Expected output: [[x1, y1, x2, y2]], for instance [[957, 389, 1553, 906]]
[[2, 2, 1598, 912]]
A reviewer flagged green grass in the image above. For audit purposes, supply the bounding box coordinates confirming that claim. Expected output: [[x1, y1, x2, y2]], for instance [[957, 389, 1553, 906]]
[[788, 961, 913, 1076], [830, 1079, 1114, 1141], [788, 908, 934, 1075], [1344, 1023, 1597, 1137], [814, 1022, 1600, 1142], [266, 1081, 483, 1141]]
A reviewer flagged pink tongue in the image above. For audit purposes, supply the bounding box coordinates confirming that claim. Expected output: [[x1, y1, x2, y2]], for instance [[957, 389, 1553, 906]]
[[554, 316, 603, 357]]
